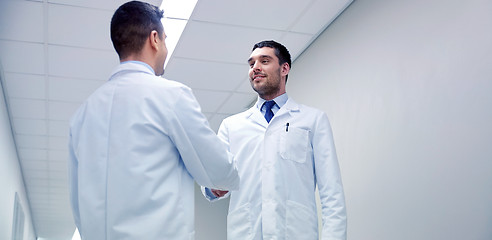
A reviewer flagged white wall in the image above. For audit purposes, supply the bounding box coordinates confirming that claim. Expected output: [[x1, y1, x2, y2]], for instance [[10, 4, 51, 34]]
[[195, 184, 229, 240], [288, 0, 492, 239], [0, 66, 36, 239]]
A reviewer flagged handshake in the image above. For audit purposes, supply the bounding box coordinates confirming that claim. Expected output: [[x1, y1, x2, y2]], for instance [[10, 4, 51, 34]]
[[211, 189, 229, 197]]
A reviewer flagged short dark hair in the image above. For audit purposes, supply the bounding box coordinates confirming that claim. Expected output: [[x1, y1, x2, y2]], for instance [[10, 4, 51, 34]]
[[110, 1, 164, 59], [252, 40, 292, 81]]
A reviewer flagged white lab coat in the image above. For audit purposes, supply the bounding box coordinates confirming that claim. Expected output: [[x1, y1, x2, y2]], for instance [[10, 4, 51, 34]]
[[68, 62, 239, 240], [203, 97, 346, 240]]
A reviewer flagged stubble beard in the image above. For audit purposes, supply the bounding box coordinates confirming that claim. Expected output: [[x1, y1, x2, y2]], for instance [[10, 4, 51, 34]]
[[250, 69, 282, 99]]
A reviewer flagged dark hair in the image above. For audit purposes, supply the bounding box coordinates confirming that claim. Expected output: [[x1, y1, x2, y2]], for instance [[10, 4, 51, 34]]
[[110, 1, 164, 59], [252, 40, 291, 82]]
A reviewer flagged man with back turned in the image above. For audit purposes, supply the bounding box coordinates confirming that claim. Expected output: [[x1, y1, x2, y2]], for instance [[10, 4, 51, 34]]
[[68, 1, 239, 239]]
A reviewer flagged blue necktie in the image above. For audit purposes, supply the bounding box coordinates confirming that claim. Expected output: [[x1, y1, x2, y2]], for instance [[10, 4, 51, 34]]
[[263, 100, 276, 123]]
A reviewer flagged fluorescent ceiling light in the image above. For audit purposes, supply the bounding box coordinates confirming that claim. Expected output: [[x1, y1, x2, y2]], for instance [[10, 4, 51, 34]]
[[161, 0, 199, 68]]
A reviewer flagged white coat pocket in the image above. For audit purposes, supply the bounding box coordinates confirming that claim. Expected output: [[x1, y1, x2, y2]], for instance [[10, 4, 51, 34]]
[[227, 203, 252, 239], [279, 127, 309, 163], [286, 200, 318, 240]]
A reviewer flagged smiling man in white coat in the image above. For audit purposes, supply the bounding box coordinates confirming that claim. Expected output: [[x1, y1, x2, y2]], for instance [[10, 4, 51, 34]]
[[203, 40, 347, 239], [68, 1, 239, 239]]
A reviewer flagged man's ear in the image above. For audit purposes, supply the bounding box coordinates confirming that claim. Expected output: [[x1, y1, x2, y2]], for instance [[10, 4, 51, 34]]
[[281, 62, 290, 76], [149, 30, 160, 51]]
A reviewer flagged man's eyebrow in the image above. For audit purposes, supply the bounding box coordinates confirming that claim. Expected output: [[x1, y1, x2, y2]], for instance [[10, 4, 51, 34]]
[[247, 55, 273, 63]]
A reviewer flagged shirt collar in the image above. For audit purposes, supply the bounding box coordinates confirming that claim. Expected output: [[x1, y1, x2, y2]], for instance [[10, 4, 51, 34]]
[[121, 61, 155, 75], [256, 93, 289, 110]]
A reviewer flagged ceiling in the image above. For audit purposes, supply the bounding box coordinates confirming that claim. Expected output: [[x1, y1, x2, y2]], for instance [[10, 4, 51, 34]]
[[0, 0, 352, 239]]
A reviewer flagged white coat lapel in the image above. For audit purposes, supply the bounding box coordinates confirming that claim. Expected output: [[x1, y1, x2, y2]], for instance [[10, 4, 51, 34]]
[[245, 106, 268, 128], [275, 98, 300, 119]]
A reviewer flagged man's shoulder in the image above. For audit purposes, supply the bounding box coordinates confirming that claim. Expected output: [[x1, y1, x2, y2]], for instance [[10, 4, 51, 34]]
[[287, 98, 324, 115], [222, 107, 254, 123]]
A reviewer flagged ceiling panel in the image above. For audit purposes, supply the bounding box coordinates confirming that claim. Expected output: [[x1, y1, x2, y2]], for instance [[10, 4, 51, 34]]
[[48, 45, 118, 80], [4, 73, 46, 99], [291, 0, 353, 34], [48, 120, 70, 137], [164, 57, 246, 91], [15, 135, 49, 149], [0, 41, 45, 74], [47, 0, 161, 11], [0, 1, 44, 42], [49, 149, 69, 162], [20, 159, 49, 171], [277, 32, 315, 60], [18, 149, 48, 161], [48, 77, 103, 102], [48, 136, 67, 150], [9, 98, 46, 119], [217, 92, 256, 114], [48, 101, 80, 121], [191, 0, 312, 31], [236, 77, 255, 93], [12, 118, 48, 135], [173, 21, 284, 63], [48, 4, 113, 50], [49, 160, 68, 172], [192, 89, 231, 113]]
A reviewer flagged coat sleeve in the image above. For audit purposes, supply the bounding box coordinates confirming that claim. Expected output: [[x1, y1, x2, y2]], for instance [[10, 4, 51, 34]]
[[200, 119, 233, 201], [169, 86, 239, 191], [68, 128, 82, 233], [313, 113, 347, 240]]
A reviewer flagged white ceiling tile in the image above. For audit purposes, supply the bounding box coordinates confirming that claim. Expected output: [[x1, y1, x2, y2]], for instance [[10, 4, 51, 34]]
[[173, 21, 283, 64], [192, 89, 230, 113], [9, 98, 46, 119], [47, 0, 162, 11], [15, 135, 48, 149], [48, 101, 80, 121], [280, 32, 316, 60], [26, 184, 49, 195], [49, 178, 68, 187], [48, 136, 67, 150], [49, 170, 68, 180], [164, 57, 245, 91], [4, 73, 46, 99], [13, 118, 47, 135], [236, 77, 256, 93], [0, 1, 44, 42], [48, 4, 113, 50], [49, 76, 103, 102], [291, 0, 353, 34], [49, 160, 68, 171], [23, 169, 49, 179], [218, 93, 256, 114], [20, 159, 49, 171], [49, 150, 68, 162], [48, 45, 119, 80], [19, 148, 48, 161], [48, 120, 69, 137], [0, 41, 45, 74], [192, 0, 310, 31]]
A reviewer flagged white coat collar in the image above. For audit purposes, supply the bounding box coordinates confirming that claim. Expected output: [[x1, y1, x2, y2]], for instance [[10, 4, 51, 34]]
[[244, 97, 300, 127], [108, 62, 155, 81]]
